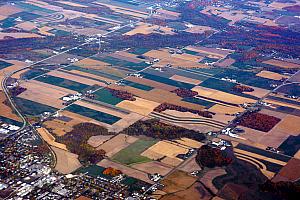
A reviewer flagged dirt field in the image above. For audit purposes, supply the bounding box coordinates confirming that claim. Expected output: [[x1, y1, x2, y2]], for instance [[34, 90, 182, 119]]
[[43, 118, 75, 136], [87, 135, 114, 148], [161, 170, 198, 194], [0, 91, 22, 122], [273, 114, 300, 136], [37, 127, 68, 151], [193, 86, 256, 105], [170, 75, 202, 85], [47, 70, 107, 87], [173, 138, 204, 149], [244, 85, 270, 98], [185, 25, 215, 34], [74, 58, 110, 69], [215, 58, 235, 67], [208, 104, 244, 115], [0, 4, 23, 16], [178, 155, 202, 173], [58, 1, 88, 7], [52, 146, 82, 174], [97, 134, 138, 157], [131, 161, 173, 176], [18, 80, 70, 109], [109, 112, 144, 133], [66, 69, 115, 84], [116, 97, 160, 116], [0, 33, 42, 40], [256, 70, 289, 80], [200, 168, 227, 194], [141, 141, 189, 160], [125, 22, 175, 36], [126, 76, 177, 91], [97, 159, 153, 183], [185, 46, 234, 59], [265, 98, 300, 110], [263, 59, 300, 69]]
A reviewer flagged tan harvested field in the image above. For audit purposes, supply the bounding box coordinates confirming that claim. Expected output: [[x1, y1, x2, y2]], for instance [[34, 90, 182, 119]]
[[43, 118, 75, 136], [0, 60, 26, 88], [200, 168, 227, 194], [215, 58, 235, 67], [193, 86, 256, 105], [263, 59, 300, 69], [52, 146, 82, 174], [37, 127, 68, 151], [160, 181, 212, 200], [265, 98, 300, 110], [161, 156, 182, 167], [259, 109, 288, 119], [234, 148, 287, 166], [116, 97, 160, 116], [244, 85, 269, 98], [208, 104, 244, 115], [258, 129, 289, 148], [219, 11, 246, 25], [256, 70, 289, 80], [144, 49, 170, 59], [87, 135, 114, 148], [58, 1, 88, 7], [38, 26, 55, 36], [185, 25, 215, 34], [161, 170, 197, 194], [141, 141, 188, 162], [97, 159, 153, 183], [110, 112, 144, 133], [18, 80, 71, 109], [111, 86, 206, 111], [132, 161, 172, 176], [125, 22, 175, 36], [28, 79, 76, 94], [170, 75, 202, 85], [0, 32, 42, 40], [97, 134, 138, 157], [110, 52, 143, 64], [294, 150, 300, 159], [115, 51, 146, 62], [156, 56, 207, 68], [66, 70, 115, 84], [236, 125, 266, 143], [94, 2, 148, 19], [16, 22, 38, 31], [0, 5, 23, 16], [172, 53, 203, 63], [274, 114, 300, 136], [47, 70, 106, 87], [75, 100, 127, 118], [269, 2, 299, 9], [174, 138, 204, 149], [74, 58, 110, 69], [126, 76, 177, 91], [178, 155, 202, 173], [0, 92, 21, 122], [185, 46, 234, 59]]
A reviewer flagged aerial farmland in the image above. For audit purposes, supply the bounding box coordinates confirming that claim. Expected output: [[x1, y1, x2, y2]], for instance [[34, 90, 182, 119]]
[[0, 0, 300, 199]]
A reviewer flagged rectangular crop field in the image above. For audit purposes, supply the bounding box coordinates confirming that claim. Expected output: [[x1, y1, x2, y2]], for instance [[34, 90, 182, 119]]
[[65, 104, 121, 125], [112, 139, 158, 165]]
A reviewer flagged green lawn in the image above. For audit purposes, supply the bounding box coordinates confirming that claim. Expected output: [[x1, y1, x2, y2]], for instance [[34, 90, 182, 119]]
[[112, 139, 157, 165]]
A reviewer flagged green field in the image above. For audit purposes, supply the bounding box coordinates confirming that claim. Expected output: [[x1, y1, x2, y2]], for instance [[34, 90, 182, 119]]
[[93, 88, 123, 105], [35, 75, 90, 92], [14, 97, 57, 116], [0, 116, 23, 127], [0, 60, 13, 70], [123, 80, 153, 91], [112, 139, 157, 165], [65, 104, 121, 125]]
